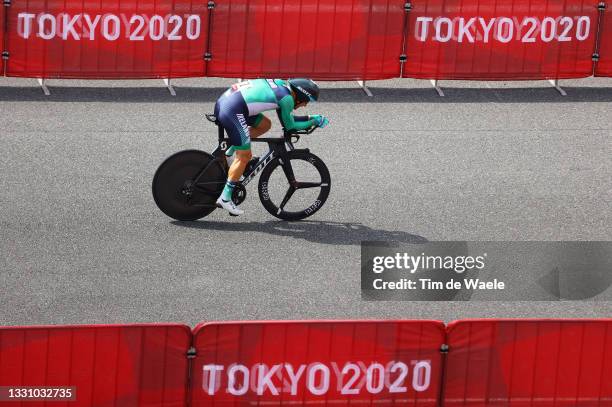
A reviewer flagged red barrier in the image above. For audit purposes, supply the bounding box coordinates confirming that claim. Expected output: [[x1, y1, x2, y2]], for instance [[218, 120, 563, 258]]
[[1, 2, 5, 75], [190, 320, 445, 406], [595, 3, 612, 76], [443, 319, 612, 406], [0, 324, 191, 406], [4, 0, 209, 78], [403, 0, 600, 79], [3, 0, 608, 80], [206, 0, 405, 80]]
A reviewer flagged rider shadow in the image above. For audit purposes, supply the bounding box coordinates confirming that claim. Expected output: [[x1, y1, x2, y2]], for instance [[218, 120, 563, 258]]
[[171, 220, 427, 246]]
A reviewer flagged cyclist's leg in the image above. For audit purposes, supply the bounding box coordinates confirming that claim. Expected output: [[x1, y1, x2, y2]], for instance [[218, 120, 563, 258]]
[[241, 114, 270, 172], [248, 114, 271, 139], [217, 116, 250, 192], [215, 95, 251, 214], [216, 93, 252, 174], [225, 114, 270, 156], [228, 144, 252, 182]]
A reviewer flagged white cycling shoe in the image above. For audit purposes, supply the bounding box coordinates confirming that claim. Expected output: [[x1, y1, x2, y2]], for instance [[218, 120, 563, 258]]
[[216, 198, 244, 216]]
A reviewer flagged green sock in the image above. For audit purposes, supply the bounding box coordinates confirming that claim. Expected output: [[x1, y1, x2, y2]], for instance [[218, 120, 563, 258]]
[[221, 180, 237, 202]]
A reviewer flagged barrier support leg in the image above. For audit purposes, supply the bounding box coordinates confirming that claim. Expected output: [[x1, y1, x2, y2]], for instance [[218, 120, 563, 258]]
[[548, 79, 567, 96], [356, 80, 373, 97], [163, 79, 176, 96], [430, 79, 444, 97], [37, 78, 50, 96]]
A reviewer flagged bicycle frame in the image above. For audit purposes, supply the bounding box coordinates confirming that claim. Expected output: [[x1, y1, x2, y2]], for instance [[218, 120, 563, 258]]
[[152, 114, 328, 221], [206, 115, 314, 188], [239, 148, 275, 186]]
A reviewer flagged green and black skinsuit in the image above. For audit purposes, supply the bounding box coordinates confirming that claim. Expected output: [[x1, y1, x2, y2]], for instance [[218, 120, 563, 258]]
[[213, 79, 316, 150]]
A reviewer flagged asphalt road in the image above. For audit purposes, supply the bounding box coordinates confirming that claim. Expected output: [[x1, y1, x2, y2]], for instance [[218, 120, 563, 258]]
[[1, 76, 611, 326]]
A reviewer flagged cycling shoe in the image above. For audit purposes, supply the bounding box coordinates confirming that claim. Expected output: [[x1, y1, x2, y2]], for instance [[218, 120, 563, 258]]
[[216, 197, 244, 216]]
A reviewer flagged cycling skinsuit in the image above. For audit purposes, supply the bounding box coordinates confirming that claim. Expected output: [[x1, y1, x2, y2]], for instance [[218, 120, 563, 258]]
[[214, 79, 316, 150]]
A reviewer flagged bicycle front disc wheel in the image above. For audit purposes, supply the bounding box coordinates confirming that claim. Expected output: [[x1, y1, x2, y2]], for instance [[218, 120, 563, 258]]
[[258, 150, 331, 221], [152, 150, 226, 221]]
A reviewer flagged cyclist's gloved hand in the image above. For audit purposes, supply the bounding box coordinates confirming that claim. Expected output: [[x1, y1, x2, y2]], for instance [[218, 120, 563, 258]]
[[311, 115, 329, 129]]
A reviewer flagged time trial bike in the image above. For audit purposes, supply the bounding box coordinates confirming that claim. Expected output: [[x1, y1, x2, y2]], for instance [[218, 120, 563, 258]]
[[152, 114, 331, 221]]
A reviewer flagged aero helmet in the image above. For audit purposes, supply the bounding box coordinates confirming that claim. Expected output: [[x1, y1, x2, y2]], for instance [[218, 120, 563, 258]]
[[288, 78, 320, 103]]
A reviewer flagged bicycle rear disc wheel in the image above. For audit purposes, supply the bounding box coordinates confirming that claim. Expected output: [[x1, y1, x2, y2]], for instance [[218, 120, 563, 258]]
[[152, 150, 226, 221], [258, 150, 330, 221]]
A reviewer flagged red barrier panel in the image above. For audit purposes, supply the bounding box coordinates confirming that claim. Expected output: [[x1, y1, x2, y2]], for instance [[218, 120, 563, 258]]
[[207, 0, 405, 80], [1, 2, 5, 75], [595, 4, 612, 76], [4, 0, 209, 78], [190, 320, 445, 406], [443, 319, 612, 406], [403, 0, 600, 79], [0, 324, 191, 406]]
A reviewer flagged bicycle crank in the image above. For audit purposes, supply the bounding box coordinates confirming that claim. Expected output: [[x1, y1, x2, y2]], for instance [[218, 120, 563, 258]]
[[232, 184, 247, 206]]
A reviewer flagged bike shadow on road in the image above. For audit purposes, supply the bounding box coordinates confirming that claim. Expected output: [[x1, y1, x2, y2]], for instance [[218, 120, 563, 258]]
[[171, 220, 428, 246]]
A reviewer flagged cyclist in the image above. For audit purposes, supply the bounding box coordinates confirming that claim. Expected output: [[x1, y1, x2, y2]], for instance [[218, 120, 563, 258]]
[[214, 78, 329, 216]]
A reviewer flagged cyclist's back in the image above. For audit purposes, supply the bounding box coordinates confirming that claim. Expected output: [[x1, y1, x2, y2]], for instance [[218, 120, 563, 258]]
[[224, 78, 287, 115]]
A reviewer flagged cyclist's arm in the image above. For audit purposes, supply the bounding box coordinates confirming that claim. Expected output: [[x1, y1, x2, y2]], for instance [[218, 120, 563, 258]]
[[293, 116, 310, 122], [277, 95, 315, 130]]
